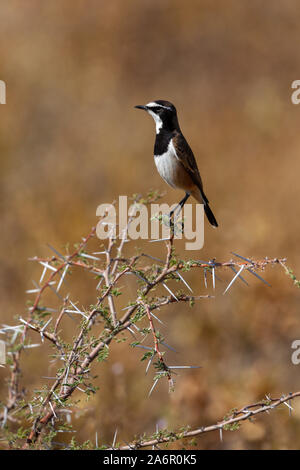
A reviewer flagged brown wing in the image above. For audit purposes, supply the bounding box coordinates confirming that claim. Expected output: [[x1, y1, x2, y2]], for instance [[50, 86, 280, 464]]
[[172, 131, 209, 204]]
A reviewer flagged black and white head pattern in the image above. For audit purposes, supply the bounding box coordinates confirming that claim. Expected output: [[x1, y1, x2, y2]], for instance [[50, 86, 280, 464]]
[[145, 100, 177, 134]]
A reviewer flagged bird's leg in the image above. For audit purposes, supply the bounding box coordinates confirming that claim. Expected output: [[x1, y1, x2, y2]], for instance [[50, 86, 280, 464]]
[[169, 193, 190, 219]]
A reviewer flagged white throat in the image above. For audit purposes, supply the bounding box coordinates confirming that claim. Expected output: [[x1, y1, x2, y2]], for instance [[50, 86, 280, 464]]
[[147, 110, 163, 134]]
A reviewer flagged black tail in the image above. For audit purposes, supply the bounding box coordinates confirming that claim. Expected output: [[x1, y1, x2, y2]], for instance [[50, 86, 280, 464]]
[[204, 203, 218, 228]]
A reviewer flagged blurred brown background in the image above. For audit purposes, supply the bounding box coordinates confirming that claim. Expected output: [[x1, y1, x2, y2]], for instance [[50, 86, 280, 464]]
[[1, 0, 300, 449]]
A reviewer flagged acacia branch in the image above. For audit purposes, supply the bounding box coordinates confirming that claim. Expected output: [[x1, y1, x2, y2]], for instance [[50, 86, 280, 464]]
[[115, 391, 300, 450], [0, 199, 288, 449]]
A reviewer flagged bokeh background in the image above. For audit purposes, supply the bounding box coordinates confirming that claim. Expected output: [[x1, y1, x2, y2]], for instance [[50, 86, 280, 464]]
[[1, 0, 300, 449]]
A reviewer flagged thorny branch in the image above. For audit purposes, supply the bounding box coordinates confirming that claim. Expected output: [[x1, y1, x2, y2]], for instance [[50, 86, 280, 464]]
[[0, 196, 289, 449], [114, 391, 300, 450]]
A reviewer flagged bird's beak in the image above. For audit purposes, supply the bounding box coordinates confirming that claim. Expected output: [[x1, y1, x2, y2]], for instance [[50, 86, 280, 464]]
[[134, 105, 147, 111]]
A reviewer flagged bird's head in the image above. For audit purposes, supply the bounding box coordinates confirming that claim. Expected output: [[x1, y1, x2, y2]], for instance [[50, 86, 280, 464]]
[[135, 100, 179, 134]]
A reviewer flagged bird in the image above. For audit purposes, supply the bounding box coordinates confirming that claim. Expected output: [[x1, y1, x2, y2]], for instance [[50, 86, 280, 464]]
[[135, 100, 218, 227]]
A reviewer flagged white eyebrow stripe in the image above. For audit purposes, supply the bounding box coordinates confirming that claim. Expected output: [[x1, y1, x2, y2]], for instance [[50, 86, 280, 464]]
[[146, 102, 172, 110]]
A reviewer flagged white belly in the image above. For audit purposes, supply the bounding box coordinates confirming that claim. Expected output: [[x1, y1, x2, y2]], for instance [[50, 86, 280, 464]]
[[154, 140, 179, 189], [154, 139, 193, 191]]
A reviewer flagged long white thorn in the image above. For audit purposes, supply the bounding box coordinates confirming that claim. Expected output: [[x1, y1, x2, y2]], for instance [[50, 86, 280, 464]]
[[223, 265, 245, 295], [57, 264, 69, 292]]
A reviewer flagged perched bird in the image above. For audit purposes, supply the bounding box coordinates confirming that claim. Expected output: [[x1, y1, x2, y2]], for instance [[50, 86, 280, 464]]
[[135, 100, 218, 227]]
